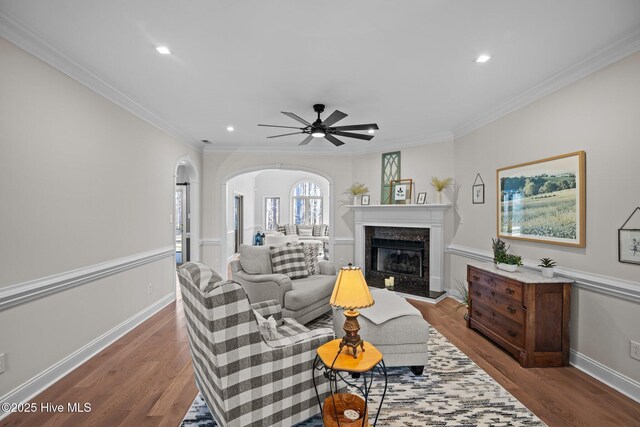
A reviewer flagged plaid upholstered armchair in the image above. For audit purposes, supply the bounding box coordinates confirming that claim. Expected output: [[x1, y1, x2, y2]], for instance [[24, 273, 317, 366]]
[[177, 262, 335, 427]]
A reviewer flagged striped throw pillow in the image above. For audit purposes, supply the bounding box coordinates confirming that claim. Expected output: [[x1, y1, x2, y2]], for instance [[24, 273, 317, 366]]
[[277, 224, 286, 234], [270, 243, 309, 279], [312, 224, 327, 237], [284, 224, 297, 236]]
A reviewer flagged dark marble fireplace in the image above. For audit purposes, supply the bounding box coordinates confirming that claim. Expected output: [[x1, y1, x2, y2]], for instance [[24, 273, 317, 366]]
[[365, 226, 435, 297]]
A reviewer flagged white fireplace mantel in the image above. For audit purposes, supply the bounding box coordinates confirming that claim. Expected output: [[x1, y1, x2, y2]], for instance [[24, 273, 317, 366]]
[[350, 204, 451, 292]]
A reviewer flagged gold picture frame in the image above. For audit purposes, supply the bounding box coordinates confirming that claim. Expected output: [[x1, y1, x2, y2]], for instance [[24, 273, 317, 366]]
[[389, 179, 413, 204], [497, 151, 586, 247]]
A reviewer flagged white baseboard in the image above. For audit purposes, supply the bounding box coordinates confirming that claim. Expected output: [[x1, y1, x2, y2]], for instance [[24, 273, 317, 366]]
[[0, 293, 175, 418], [570, 349, 640, 403]]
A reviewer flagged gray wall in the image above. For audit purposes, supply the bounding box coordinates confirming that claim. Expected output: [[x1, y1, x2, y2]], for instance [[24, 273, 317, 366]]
[[450, 52, 640, 385], [0, 37, 201, 398]]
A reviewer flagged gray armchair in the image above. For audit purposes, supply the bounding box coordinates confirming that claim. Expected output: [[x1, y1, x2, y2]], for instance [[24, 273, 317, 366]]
[[230, 245, 337, 325]]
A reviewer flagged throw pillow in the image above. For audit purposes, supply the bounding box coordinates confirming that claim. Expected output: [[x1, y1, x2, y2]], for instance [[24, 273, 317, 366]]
[[302, 243, 320, 275], [297, 225, 313, 237], [253, 311, 281, 341], [312, 224, 327, 237], [239, 245, 273, 275], [270, 243, 309, 279], [277, 224, 286, 234], [284, 224, 297, 236]]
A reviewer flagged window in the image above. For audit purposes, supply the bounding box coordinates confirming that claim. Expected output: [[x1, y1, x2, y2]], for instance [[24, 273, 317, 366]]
[[292, 181, 323, 225], [381, 151, 401, 204], [264, 197, 280, 230]]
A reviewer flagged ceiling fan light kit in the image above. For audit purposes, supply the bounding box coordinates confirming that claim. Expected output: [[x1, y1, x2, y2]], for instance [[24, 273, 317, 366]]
[[258, 104, 379, 147]]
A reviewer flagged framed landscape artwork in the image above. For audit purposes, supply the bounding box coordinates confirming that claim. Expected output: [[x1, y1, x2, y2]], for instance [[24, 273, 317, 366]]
[[497, 151, 586, 247]]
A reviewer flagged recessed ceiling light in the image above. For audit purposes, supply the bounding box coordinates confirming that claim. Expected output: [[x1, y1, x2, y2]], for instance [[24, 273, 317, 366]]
[[367, 129, 375, 134], [226, 126, 235, 132], [155, 46, 171, 55], [475, 54, 491, 63]]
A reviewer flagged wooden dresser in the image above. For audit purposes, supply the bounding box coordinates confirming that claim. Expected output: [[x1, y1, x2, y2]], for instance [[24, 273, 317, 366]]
[[467, 262, 572, 368]]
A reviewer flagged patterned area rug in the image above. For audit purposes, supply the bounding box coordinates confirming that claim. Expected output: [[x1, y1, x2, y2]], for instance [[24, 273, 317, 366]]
[[181, 314, 545, 426]]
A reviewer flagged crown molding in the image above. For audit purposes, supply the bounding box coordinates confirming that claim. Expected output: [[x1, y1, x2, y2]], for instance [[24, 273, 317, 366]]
[[0, 11, 203, 153], [453, 29, 640, 139], [202, 131, 454, 156]]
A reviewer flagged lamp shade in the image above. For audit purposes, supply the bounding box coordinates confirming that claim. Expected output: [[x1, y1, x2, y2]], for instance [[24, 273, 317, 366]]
[[330, 265, 374, 310]]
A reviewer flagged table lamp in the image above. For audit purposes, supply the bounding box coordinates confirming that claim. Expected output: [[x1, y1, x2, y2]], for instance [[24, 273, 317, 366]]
[[330, 264, 374, 358]]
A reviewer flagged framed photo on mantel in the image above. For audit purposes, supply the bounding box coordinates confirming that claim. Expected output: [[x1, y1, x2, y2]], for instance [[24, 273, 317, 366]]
[[390, 179, 413, 204], [497, 151, 586, 247]]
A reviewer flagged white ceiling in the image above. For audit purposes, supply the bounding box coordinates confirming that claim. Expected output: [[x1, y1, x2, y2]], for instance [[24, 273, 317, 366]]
[[1, 0, 640, 154]]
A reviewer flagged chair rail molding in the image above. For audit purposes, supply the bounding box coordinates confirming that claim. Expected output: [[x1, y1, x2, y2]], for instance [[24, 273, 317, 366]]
[[0, 246, 175, 311], [446, 244, 640, 303]]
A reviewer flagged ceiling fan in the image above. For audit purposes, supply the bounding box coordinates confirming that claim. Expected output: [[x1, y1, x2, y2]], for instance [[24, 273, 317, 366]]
[[258, 104, 379, 146]]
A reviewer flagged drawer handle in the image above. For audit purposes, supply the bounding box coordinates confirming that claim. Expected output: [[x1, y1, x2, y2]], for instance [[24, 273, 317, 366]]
[[473, 275, 480, 281], [473, 291, 481, 296], [474, 310, 482, 317], [506, 306, 516, 314], [505, 288, 515, 295], [507, 330, 517, 337]]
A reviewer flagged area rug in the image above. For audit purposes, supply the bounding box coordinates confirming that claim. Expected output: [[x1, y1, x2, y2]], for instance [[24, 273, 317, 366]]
[[181, 314, 545, 426]]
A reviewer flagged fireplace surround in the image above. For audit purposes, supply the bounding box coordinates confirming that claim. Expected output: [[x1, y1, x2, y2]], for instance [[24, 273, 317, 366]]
[[351, 204, 450, 300]]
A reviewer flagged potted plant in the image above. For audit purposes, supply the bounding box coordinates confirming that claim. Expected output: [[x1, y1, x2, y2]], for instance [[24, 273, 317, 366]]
[[431, 177, 452, 204], [345, 183, 369, 205], [491, 238, 509, 264], [495, 251, 523, 272], [454, 279, 470, 321], [538, 258, 557, 278]]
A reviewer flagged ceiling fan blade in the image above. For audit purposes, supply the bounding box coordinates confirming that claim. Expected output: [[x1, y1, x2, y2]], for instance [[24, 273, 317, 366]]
[[332, 123, 379, 131], [322, 110, 348, 127], [324, 134, 345, 146], [267, 132, 303, 138], [299, 135, 314, 145], [333, 131, 374, 141], [282, 112, 311, 126], [258, 124, 304, 130]]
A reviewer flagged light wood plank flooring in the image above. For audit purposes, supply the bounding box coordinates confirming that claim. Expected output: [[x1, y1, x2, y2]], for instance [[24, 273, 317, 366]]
[[2, 297, 638, 426]]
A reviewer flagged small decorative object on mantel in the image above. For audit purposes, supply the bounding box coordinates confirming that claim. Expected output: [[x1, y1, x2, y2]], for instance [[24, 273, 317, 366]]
[[431, 177, 452, 204], [619, 207, 640, 265], [417, 192, 427, 204], [472, 173, 485, 204], [345, 183, 369, 205], [538, 257, 557, 278], [390, 178, 413, 204], [361, 194, 370, 205]]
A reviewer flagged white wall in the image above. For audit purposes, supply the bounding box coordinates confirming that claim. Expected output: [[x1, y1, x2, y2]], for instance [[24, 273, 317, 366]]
[[254, 170, 330, 229], [450, 52, 640, 389], [0, 37, 201, 399]]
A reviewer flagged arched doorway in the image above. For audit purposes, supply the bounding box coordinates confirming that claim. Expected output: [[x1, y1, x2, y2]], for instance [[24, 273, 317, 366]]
[[221, 165, 333, 276], [174, 155, 200, 266]]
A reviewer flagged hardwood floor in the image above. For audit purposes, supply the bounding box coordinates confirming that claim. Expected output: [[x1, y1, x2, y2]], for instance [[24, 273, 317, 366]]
[[2, 297, 638, 426], [409, 298, 640, 427]]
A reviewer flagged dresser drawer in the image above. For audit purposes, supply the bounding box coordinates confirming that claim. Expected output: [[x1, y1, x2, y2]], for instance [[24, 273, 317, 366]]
[[468, 267, 523, 304], [469, 282, 525, 324], [470, 301, 524, 347]]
